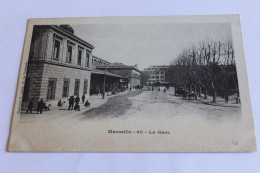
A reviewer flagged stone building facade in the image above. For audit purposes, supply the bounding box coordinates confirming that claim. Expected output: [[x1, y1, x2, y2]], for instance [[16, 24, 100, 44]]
[[143, 65, 169, 85], [22, 25, 94, 108]]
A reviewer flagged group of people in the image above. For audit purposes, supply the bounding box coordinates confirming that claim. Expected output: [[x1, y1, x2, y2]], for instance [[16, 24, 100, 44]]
[[67, 95, 90, 111], [26, 98, 51, 114], [26, 94, 91, 114]]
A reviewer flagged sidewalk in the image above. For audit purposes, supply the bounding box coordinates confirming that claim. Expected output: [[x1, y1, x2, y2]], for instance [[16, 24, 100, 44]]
[[196, 94, 241, 108], [20, 90, 141, 121]]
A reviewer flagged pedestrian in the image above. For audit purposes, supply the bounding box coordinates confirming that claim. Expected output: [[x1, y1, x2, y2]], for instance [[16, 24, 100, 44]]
[[58, 100, 63, 107], [225, 95, 229, 104], [82, 94, 85, 104], [37, 98, 44, 114], [84, 100, 90, 107], [74, 95, 80, 111], [68, 96, 75, 110], [26, 98, 34, 113]]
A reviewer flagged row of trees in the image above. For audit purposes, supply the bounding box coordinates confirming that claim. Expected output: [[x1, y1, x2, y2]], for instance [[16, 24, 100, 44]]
[[165, 38, 239, 103]]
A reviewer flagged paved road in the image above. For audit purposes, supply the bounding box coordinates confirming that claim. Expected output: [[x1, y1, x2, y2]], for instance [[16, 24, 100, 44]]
[[80, 89, 241, 121], [80, 90, 144, 119]]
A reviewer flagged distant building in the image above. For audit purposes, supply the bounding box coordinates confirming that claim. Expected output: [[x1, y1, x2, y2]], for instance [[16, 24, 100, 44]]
[[91, 55, 111, 68], [96, 62, 141, 89], [22, 25, 94, 107], [143, 65, 170, 85], [90, 56, 126, 95]]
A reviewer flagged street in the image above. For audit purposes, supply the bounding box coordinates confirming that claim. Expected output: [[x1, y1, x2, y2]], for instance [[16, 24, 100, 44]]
[[20, 87, 241, 123], [16, 87, 243, 152], [80, 88, 241, 122]]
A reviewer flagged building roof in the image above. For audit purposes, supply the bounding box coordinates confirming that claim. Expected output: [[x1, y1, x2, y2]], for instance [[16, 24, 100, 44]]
[[144, 65, 170, 71], [91, 69, 126, 78], [92, 55, 111, 64], [48, 25, 95, 49], [96, 62, 141, 73]]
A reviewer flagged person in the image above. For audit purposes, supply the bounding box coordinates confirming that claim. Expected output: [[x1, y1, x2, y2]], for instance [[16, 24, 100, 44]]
[[26, 98, 34, 113], [43, 103, 51, 111], [236, 97, 240, 104], [81, 94, 85, 104], [84, 100, 90, 107], [58, 100, 63, 107], [102, 90, 105, 99], [37, 98, 44, 114], [68, 96, 75, 110], [164, 88, 166, 93], [225, 95, 229, 104], [74, 95, 80, 111]]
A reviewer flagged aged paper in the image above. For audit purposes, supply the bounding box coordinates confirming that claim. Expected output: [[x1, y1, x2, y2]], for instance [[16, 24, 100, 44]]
[[8, 15, 257, 152]]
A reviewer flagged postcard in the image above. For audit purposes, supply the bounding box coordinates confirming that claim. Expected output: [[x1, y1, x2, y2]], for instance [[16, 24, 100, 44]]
[[8, 15, 257, 152]]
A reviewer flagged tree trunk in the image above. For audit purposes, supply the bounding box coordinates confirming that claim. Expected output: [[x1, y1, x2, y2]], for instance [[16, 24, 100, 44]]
[[204, 87, 208, 99], [199, 87, 201, 97], [212, 89, 217, 103], [212, 81, 217, 103]]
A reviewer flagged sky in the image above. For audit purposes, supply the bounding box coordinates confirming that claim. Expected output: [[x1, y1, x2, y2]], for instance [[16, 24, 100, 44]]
[[72, 23, 232, 70]]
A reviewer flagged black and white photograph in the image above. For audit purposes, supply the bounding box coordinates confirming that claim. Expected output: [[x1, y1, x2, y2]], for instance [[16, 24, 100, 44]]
[[8, 16, 256, 152]]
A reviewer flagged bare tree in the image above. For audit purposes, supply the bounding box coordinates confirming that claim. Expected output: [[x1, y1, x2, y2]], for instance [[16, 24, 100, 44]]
[[166, 38, 239, 103]]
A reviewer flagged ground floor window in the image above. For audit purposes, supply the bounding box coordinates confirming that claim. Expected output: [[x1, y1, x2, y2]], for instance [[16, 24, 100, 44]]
[[47, 78, 57, 100], [83, 79, 88, 94], [62, 78, 70, 98], [74, 79, 80, 96]]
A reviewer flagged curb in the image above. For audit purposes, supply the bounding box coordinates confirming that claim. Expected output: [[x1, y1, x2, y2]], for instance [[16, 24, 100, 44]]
[[196, 98, 241, 108]]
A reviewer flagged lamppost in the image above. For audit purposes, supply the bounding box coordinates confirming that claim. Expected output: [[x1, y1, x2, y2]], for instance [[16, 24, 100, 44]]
[[102, 66, 107, 99]]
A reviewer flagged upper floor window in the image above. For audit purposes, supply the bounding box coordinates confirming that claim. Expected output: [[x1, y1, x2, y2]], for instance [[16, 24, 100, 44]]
[[66, 44, 73, 63], [53, 40, 61, 60], [85, 51, 90, 67], [77, 48, 82, 66]]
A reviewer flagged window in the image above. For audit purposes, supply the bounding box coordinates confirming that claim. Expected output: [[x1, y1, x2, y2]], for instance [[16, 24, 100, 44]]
[[77, 49, 82, 66], [47, 78, 57, 100], [67, 44, 72, 63], [74, 79, 80, 96], [85, 52, 90, 67], [83, 79, 88, 94], [53, 40, 60, 60], [62, 78, 70, 98], [29, 32, 40, 58]]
